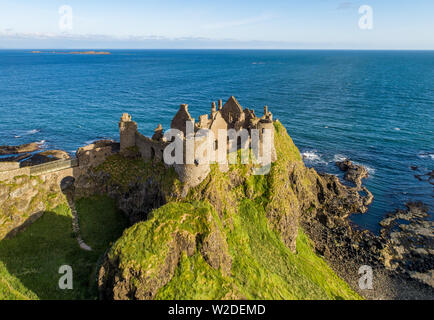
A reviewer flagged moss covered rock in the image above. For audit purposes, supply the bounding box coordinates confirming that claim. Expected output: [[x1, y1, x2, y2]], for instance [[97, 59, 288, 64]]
[[98, 121, 364, 300], [0, 175, 66, 239]]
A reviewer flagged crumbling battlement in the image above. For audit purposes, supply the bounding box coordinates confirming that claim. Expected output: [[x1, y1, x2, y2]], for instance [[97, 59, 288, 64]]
[[119, 96, 277, 188]]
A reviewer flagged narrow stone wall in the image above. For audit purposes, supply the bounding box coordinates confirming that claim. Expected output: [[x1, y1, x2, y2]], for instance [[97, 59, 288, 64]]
[[135, 132, 167, 162], [0, 141, 118, 240], [0, 168, 80, 239], [0, 162, 20, 171], [0, 167, 31, 182]]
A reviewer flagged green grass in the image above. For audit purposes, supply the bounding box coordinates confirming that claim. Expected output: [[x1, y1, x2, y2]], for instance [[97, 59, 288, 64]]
[[109, 201, 214, 283], [227, 199, 359, 299], [1, 121, 361, 300], [110, 199, 360, 300], [95, 152, 181, 196], [108, 121, 361, 300], [0, 195, 128, 300], [0, 261, 37, 300]]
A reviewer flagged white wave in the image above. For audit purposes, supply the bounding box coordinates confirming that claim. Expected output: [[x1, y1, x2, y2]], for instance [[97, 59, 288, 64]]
[[418, 152, 434, 160], [364, 166, 376, 175], [302, 151, 320, 161], [394, 127, 400, 131], [14, 135, 21, 138], [333, 154, 347, 162], [25, 129, 40, 135], [36, 140, 46, 147], [352, 160, 376, 175], [301, 150, 328, 165]]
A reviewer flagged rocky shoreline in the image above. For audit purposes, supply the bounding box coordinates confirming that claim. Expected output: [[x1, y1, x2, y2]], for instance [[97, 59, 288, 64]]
[[0, 142, 40, 155], [0, 142, 70, 167], [0, 139, 432, 299], [301, 159, 433, 299]]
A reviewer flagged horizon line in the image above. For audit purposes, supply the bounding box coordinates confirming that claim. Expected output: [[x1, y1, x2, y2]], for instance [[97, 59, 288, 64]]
[[1, 48, 434, 51]]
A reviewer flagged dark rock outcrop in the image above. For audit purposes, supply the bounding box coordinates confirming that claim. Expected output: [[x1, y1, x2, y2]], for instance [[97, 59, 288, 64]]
[[99, 230, 197, 300], [414, 170, 434, 185], [301, 172, 434, 299], [336, 159, 369, 188], [0, 142, 40, 155], [21, 150, 70, 167], [379, 202, 434, 288]]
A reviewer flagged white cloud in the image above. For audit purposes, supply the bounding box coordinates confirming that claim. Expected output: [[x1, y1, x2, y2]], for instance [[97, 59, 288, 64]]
[[337, 2, 354, 10], [202, 13, 274, 30]]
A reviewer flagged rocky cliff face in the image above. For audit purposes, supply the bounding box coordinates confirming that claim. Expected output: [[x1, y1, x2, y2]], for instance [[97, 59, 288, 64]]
[[90, 122, 374, 300], [0, 174, 66, 239], [70, 121, 432, 300]]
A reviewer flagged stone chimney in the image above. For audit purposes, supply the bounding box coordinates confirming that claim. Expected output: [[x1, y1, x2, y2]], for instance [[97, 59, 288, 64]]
[[218, 99, 223, 110], [199, 114, 209, 128], [152, 124, 164, 141], [121, 113, 131, 122]]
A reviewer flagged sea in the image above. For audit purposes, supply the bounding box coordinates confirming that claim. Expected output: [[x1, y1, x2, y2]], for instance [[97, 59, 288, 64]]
[[0, 49, 433, 232]]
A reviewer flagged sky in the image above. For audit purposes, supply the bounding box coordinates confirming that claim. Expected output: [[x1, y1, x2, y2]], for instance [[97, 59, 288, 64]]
[[0, 0, 433, 49]]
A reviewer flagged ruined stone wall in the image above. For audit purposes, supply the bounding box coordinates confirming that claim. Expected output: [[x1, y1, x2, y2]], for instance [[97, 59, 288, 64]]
[[119, 115, 137, 152], [135, 132, 167, 162], [76, 140, 120, 168], [0, 167, 31, 182], [0, 162, 20, 172], [0, 141, 117, 239], [0, 166, 83, 240]]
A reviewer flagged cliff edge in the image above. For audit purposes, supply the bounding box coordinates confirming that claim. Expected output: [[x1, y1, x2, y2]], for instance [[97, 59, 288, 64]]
[[94, 121, 371, 300]]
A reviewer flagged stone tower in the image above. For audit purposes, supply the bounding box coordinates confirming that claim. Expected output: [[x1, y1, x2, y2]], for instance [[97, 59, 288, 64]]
[[119, 113, 138, 152]]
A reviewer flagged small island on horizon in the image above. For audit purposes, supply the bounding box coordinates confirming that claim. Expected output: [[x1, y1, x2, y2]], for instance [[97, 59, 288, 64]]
[[31, 50, 111, 55]]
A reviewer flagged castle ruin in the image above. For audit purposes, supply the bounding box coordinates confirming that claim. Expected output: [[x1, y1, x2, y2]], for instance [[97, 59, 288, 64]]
[[119, 96, 277, 188]]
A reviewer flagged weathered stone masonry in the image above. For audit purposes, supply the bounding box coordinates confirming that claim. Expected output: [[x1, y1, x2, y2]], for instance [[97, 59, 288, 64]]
[[0, 96, 277, 238], [119, 96, 277, 188]]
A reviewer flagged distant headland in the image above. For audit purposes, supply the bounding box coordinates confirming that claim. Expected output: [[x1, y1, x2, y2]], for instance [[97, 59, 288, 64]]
[[31, 51, 111, 55]]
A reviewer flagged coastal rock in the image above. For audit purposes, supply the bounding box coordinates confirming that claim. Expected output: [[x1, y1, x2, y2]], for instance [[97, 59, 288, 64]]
[[99, 229, 197, 300], [68, 120, 432, 300], [96, 122, 377, 300], [21, 150, 70, 166], [98, 202, 229, 300], [335, 159, 369, 188], [414, 170, 434, 185], [0, 142, 40, 155], [379, 202, 434, 287], [0, 153, 31, 163]]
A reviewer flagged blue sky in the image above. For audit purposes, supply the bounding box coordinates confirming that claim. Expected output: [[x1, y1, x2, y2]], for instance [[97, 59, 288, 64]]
[[0, 0, 433, 49]]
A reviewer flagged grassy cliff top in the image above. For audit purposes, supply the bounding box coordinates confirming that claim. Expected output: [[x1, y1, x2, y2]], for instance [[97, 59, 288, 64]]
[[102, 121, 361, 300]]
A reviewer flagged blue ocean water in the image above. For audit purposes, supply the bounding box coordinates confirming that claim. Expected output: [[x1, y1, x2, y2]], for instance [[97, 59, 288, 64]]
[[0, 50, 433, 231]]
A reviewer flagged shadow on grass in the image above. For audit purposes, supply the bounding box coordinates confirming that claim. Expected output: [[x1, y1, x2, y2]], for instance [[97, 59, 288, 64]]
[[0, 194, 129, 300], [0, 207, 96, 299]]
